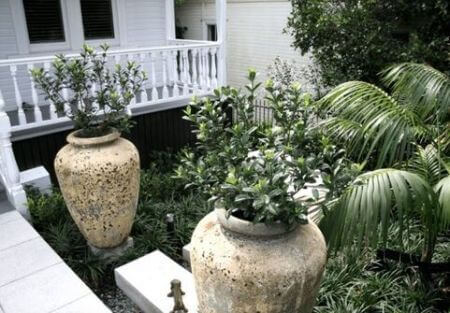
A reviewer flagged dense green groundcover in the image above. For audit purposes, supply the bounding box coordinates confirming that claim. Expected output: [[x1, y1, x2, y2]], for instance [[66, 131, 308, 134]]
[[27, 152, 448, 313]]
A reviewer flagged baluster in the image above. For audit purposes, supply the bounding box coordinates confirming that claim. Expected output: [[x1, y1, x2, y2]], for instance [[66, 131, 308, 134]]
[[27, 64, 43, 123], [205, 48, 211, 90], [10, 65, 26, 125], [90, 81, 99, 111], [210, 48, 218, 88], [126, 54, 136, 115], [139, 53, 149, 103], [112, 54, 123, 114], [171, 50, 180, 97], [149, 52, 158, 100], [61, 85, 70, 113], [0, 90, 21, 190], [44, 62, 58, 120], [198, 48, 205, 92], [161, 51, 169, 99], [192, 49, 199, 94], [114, 55, 122, 93], [182, 50, 189, 95]]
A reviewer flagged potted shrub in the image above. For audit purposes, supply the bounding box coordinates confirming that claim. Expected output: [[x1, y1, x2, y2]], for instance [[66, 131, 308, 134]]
[[32, 44, 146, 250], [176, 71, 333, 313]]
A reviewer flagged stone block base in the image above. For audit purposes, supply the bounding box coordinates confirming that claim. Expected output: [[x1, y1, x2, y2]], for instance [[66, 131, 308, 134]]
[[89, 237, 134, 260]]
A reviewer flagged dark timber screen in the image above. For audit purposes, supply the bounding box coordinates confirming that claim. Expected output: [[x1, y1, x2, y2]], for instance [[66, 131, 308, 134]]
[[13, 106, 196, 183]]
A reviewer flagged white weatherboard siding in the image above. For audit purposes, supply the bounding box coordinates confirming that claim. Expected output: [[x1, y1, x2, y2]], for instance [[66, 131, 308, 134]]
[[125, 0, 167, 47], [0, 0, 18, 59], [176, 0, 312, 88], [0, 0, 167, 111]]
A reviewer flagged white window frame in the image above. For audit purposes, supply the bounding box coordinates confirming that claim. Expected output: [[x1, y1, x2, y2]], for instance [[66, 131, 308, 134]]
[[9, 0, 123, 56]]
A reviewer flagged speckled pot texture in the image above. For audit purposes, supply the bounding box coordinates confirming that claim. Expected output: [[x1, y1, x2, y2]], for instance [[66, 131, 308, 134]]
[[191, 209, 327, 313], [55, 129, 140, 249]]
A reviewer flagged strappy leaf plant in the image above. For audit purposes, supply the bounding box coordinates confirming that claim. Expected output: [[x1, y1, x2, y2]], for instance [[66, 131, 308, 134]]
[[319, 63, 450, 263]]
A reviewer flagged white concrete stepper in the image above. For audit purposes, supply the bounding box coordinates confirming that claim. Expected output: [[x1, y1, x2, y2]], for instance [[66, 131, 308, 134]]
[[0, 204, 111, 313], [115, 250, 198, 313]]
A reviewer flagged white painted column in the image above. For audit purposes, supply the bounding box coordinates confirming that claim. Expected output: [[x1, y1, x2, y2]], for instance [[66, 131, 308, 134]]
[[10, 65, 27, 125], [0, 90, 28, 218], [165, 0, 176, 41], [215, 0, 227, 86], [27, 64, 43, 123]]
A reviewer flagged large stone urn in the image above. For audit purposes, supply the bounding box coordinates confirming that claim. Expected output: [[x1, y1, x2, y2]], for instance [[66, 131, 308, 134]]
[[55, 129, 140, 249], [190, 209, 327, 313]]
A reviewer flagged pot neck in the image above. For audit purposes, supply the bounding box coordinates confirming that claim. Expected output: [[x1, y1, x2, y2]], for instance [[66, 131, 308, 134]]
[[215, 208, 295, 238], [67, 129, 120, 147]]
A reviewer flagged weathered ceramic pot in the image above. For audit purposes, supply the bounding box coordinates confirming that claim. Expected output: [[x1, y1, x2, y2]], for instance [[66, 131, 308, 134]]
[[54, 129, 140, 249], [191, 209, 327, 313]]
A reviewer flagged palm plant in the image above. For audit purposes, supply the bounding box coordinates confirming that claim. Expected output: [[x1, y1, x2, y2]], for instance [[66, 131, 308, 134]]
[[319, 63, 450, 263]]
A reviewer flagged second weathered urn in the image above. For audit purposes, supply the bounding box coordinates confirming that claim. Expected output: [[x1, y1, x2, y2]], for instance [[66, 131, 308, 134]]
[[55, 129, 140, 249], [191, 209, 327, 313]]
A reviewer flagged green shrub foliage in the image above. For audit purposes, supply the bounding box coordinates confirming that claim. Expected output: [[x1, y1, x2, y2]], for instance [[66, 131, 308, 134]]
[[286, 0, 450, 86], [32, 44, 146, 137], [176, 70, 354, 226]]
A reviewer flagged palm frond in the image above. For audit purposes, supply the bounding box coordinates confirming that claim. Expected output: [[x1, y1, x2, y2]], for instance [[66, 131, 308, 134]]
[[319, 81, 429, 167], [408, 144, 447, 185], [320, 169, 436, 251], [381, 63, 450, 120], [434, 175, 450, 229]]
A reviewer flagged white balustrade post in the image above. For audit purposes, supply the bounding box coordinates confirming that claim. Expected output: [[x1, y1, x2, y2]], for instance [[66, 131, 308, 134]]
[[0, 90, 28, 217], [198, 48, 206, 92], [61, 85, 70, 113], [192, 49, 199, 94], [171, 50, 180, 97], [210, 48, 218, 88], [10, 65, 27, 125], [27, 64, 43, 122], [44, 62, 59, 120], [126, 54, 136, 114], [139, 53, 149, 103], [182, 49, 189, 95], [205, 48, 211, 90], [161, 51, 169, 99], [149, 52, 158, 100], [215, 0, 227, 86]]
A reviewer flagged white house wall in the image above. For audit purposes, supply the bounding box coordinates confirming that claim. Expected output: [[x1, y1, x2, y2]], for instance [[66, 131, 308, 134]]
[[0, 0, 167, 111], [176, 0, 312, 88]]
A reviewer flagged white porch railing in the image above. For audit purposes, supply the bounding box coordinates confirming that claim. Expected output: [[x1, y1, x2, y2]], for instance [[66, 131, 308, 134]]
[[0, 40, 223, 215], [0, 41, 222, 133]]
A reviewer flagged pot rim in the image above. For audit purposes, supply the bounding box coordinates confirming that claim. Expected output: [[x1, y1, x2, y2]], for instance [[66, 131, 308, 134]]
[[215, 208, 296, 238], [67, 128, 120, 146]]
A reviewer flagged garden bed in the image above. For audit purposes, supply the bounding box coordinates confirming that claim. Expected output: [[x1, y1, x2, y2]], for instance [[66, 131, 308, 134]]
[[26, 152, 449, 313]]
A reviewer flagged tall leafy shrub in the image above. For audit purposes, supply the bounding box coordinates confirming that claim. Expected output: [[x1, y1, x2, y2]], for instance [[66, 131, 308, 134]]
[[286, 0, 450, 86]]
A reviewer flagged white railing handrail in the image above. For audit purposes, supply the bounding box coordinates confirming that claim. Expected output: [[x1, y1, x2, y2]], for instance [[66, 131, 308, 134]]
[[0, 41, 221, 67]]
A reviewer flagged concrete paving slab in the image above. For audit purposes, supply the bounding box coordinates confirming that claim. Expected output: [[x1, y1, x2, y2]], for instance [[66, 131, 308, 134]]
[[0, 218, 39, 251], [115, 250, 197, 313], [0, 237, 62, 287], [52, 294, 111, 313], [0, 210, 21, 226], [0, 263, 91, 313], [182, 243, 191, 264]]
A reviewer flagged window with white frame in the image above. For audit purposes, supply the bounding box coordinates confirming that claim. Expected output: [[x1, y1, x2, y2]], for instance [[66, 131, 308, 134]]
[[23, 0, 66, 44], [80, 0, 115, 40], [14, 0, 120, 54]]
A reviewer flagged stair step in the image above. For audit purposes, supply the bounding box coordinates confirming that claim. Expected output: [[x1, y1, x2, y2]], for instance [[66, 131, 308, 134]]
[[0, 198, 14, 215], [115, 250, 197, 313]]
